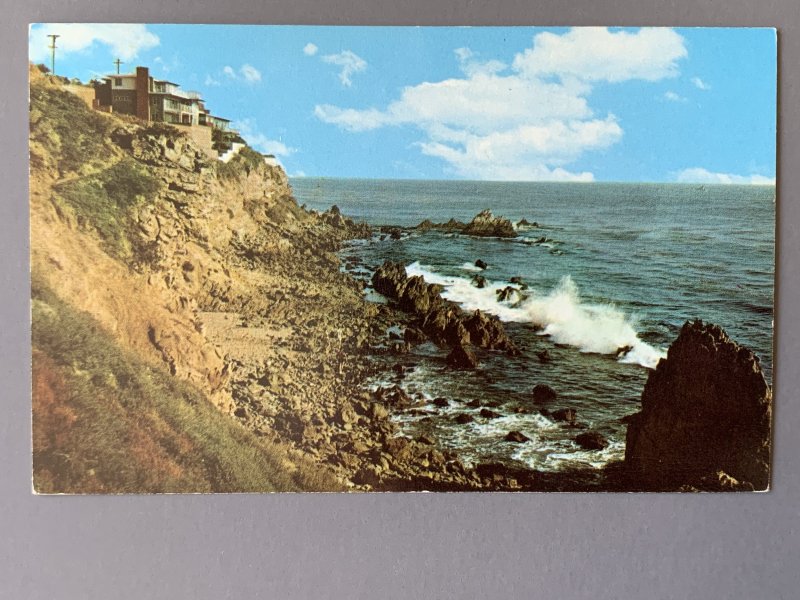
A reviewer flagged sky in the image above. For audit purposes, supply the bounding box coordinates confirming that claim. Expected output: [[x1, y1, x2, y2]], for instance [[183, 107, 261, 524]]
[[29, 24, 776, 183]]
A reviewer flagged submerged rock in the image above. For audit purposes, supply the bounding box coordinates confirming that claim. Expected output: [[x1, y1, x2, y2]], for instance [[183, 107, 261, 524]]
[[471, 274, 487, 289], [551, 408, 578, 424], [496, 286, 522, 304], [479, 408, 501, 419], [505, 431, 530, 443], [454, 413, 474, 424], [625, 320, 772, 491], [536, 349, 552, 364]]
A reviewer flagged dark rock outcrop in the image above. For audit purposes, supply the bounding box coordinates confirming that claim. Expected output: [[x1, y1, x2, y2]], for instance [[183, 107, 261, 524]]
[[575, 432, 608, 450], [475, 259, 488, 270], [447, 344, 479, 369], [496, 286, 522, 303], [551, 408, 577, 424], [462, 209, 517, 238], [372, 261, 518, 355], [472, 275, 487, 289], [505, 431, 530, 443], [625, 320, 772, 491], [532, 384, 557, 403]]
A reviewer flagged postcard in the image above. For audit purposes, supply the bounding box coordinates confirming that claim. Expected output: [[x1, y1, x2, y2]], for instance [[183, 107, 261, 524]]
[[29, 25, 775, 492]]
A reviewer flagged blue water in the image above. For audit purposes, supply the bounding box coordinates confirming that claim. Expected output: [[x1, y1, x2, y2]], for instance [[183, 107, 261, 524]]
[[292, 178, 775, 471]]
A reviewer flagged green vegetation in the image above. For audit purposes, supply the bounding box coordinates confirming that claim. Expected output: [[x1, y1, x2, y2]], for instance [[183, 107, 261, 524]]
[[217, 145, 266, 180], [29, 83, 111, 175], [32, 278, 340, 493], [53, 158, 161, 267]]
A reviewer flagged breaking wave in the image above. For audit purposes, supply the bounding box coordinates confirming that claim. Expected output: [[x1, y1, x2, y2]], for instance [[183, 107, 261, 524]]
[[405, 262, 666, 369]]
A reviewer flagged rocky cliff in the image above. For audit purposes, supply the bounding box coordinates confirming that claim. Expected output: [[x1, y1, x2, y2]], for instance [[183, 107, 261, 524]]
[[625, 320, 772, 491], [29, 66, 372, 492]]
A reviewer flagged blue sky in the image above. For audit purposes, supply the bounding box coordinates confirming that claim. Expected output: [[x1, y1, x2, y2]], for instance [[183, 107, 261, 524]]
[[29, 25, 776, 183]]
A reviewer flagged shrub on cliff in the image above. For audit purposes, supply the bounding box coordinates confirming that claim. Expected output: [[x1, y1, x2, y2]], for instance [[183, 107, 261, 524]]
[[217, 145, 267, 180], [29, 82, 111, 175], [53, 158, 161, 267]]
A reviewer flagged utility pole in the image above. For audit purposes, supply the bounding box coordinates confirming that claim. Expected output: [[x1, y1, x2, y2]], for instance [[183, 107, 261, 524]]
[[47, 34, 59, 75], [114, 58, 123, 74]]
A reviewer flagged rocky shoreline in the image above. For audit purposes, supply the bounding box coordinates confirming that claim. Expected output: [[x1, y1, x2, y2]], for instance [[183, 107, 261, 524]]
[[30, 68, 772, 492]]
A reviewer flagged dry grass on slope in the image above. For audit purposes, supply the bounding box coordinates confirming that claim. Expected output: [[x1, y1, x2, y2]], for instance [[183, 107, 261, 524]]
[[32, 278, 343, 494]]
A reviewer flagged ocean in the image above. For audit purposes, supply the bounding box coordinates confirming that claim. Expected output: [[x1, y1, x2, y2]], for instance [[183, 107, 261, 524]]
[[291, 178, 775, 473]]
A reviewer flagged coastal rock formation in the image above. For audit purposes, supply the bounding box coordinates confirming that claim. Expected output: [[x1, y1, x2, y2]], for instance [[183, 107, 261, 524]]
[[447, 344, 479, 369], [462, 209, 517, 238], [625, 320, 772, 491], [372, 261, 518, 355], [414, 210, 516, 238]]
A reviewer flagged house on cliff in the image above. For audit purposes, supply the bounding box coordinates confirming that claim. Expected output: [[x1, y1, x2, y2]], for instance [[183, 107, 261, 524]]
[[93, 66, 239, 159]]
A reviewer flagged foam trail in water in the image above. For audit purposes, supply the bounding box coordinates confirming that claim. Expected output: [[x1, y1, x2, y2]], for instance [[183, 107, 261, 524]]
[[459, 262, 484, 272], [405, 262, 666, 369]]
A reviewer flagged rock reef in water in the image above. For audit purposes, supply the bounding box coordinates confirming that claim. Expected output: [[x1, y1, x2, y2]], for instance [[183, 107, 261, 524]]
[[625, 320, 772, 491], [463, 209, 517, 238], [415, 209, 517, 238], [372, 261, 519, 360]]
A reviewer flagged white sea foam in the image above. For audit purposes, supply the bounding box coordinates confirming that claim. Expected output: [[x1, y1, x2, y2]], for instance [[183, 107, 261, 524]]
[[459, 262, 484, 272], [405, 262, 666, 369]]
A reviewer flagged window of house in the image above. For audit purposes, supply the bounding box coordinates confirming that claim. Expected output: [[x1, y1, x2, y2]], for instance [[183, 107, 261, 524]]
[[114, 78, 122, 86]]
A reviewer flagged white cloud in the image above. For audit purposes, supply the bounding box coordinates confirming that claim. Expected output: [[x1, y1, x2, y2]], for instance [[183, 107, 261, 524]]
[[321, 50, 367, 87], [455, 46, 507, 77], [153, 55, 180, 74], [29, 23, 159, 63], [221, 64, 261, 84], [691, 76, 711, 90], [235, 119, 296, 157], [315, 27, 689, 181], [664, 91, 687, 102], [204, 74, 221, 87], [303, 43, 319, 56], [676, 168, 775, 185], [513, 27, 687, 83], [240, 64, 261, 83]]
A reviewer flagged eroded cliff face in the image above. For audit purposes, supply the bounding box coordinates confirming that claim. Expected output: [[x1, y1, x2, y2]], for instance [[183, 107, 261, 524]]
[[30, 68, 361, 415], [625, 320, 772, 491], [30, 67, 375, 491]]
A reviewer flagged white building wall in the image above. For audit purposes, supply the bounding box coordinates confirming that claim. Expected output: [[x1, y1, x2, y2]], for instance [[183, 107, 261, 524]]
[[110, 76, 137, 90]]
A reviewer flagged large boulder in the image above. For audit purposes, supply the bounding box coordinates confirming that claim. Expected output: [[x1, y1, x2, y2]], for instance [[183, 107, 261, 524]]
[[446, 344, 479, 369], [462, 310, 517, 353], [462, 209, 517, 238], [532, 384, 557, 403], [625, 320, 772, 491], [575, 431, 608, 450]]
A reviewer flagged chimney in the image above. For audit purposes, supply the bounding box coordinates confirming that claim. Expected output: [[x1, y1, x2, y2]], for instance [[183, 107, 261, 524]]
[[135, 66, 150, 121]]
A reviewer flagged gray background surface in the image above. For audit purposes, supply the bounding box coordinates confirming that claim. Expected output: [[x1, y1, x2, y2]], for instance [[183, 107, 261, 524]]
[[2, 1, 798, 598]]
